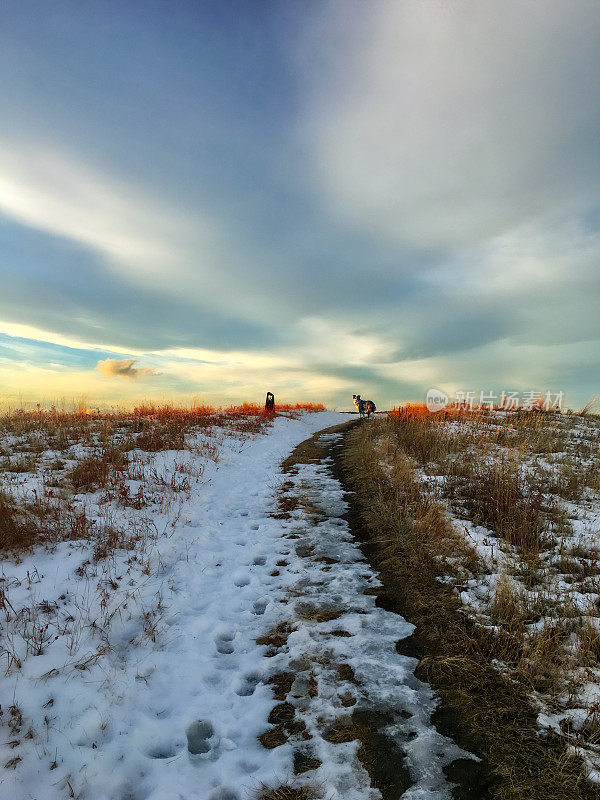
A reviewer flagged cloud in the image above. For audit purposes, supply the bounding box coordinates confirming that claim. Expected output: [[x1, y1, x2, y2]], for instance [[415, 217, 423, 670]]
[[0, 1, 599, 410], [0, 320, 139, 356], [299, 0, 600, 251], [0, 143, 220, 287], [285, 0, 600, 405], [96, 358, 159, 380]]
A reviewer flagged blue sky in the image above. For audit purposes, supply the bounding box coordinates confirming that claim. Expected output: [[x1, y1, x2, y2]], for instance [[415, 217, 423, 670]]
[[1, 0, 599, 409]]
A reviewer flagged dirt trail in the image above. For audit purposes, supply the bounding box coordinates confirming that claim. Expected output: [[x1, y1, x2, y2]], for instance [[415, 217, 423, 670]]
[[263, 422, 493, 799]]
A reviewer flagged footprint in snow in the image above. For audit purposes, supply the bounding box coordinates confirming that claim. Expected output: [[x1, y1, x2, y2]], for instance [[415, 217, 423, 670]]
[[119, 779, 151, 800], [252, 599, 267, 615], [146, 738, 182, 759], [208, 789, 239, 800], [233, 571, 250, 587], [186, 719, 216, 756], [252, 555, 267, 566], [215, 631, 235, 654], [235, 671, 262, 696]]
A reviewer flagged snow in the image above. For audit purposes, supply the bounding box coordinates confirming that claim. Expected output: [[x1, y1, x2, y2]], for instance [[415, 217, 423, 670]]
[[255, 431, 471, 799], [0, 412, 469, 799]]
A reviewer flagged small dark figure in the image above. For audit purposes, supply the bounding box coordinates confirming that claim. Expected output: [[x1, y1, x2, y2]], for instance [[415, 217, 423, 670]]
[[265, 392, 275, 413]]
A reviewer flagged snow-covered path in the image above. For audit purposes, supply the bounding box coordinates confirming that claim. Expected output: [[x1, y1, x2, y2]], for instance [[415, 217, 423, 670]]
[[260, 430, 472, 800], [1, 413, 472, 800]]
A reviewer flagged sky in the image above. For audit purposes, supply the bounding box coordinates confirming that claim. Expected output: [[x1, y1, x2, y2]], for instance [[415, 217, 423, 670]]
[[1, 0, 599, 411]]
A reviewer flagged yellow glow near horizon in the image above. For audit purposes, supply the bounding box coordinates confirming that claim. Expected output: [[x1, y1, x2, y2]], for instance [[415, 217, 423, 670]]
[[0, 317, 390, 408]]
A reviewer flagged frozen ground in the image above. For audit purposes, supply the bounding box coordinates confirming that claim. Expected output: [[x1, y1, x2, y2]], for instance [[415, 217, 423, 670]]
[[0, 412, 469, 799], [262, 431, 471, 799]]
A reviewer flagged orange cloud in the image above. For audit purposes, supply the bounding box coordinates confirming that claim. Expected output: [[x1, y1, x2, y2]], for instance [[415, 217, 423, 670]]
[[96, 358, 159, 379]]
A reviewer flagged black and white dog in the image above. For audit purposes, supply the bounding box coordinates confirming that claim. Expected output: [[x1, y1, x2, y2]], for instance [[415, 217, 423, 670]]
[[353, 394, 376, 418]]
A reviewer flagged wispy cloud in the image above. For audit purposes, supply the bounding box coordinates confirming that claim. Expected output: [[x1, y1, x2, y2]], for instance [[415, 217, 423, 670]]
[[96, 358, 159, 379], [0, 144, 212, 277], [299, 0, 600, 250], [0, 320, 142, 356]]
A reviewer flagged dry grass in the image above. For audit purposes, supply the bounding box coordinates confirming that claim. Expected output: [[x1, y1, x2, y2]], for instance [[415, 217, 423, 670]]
[[0, 401, 327, 555], [1, 400, 325, 431], [0, 490, 40, 552], [256, 621, 294, 653], [384, 405, 598, 555], [341, 417, 600, 800], [446, 454, 562, 556], [490, 575, 526, 631], [254, 784, 319, 800], [579, 622, 600, 667]]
